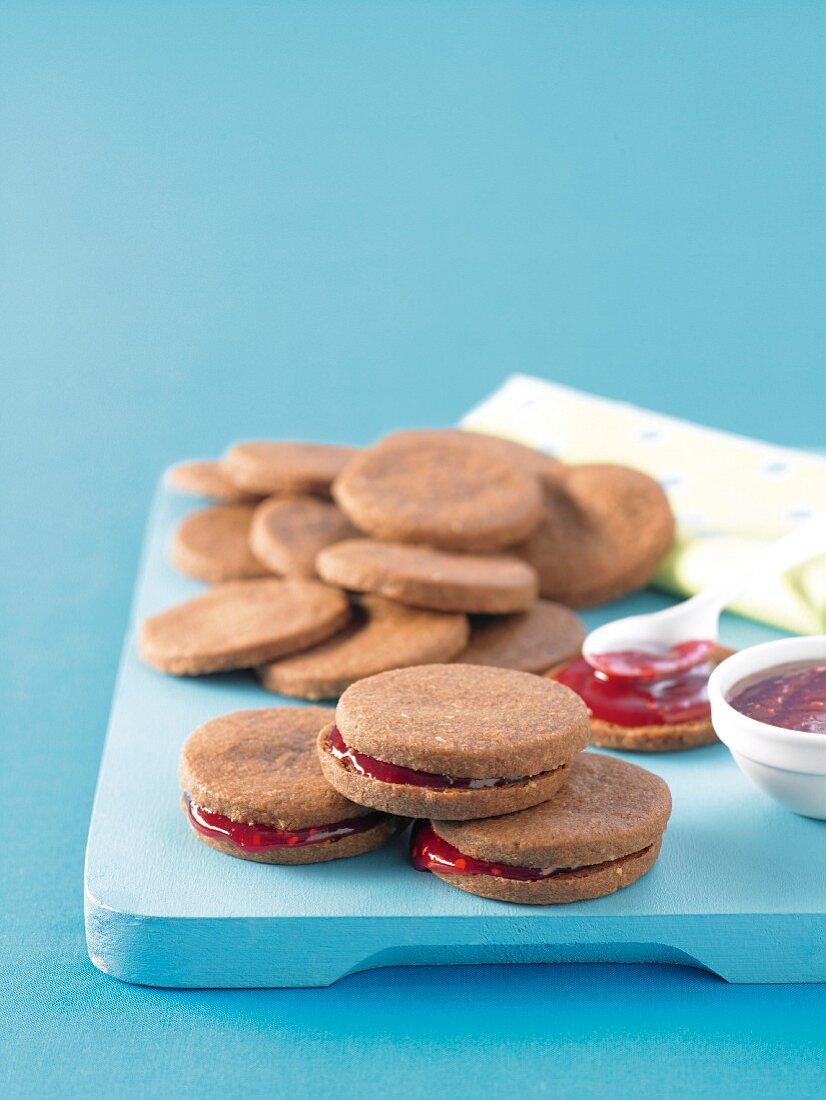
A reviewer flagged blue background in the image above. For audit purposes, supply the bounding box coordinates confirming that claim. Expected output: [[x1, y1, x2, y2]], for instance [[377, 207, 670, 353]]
[[2, 3, 825, 1097]]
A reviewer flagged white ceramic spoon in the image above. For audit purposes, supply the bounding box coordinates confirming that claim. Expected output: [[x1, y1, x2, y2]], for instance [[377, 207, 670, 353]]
[[582, 512, 826, 678]]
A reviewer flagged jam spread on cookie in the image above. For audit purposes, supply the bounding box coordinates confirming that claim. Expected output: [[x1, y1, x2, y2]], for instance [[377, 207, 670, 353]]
[[728, 661, 826, 734], [186, 797, 384, 852], [410, 820, 559, 881], [326, 726, 542, 789], [554, 641, 717, 727], [411, 821, 654, 882]]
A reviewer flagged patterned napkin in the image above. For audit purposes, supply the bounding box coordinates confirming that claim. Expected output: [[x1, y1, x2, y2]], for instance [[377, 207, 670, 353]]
[[461, 374, 826, 634]]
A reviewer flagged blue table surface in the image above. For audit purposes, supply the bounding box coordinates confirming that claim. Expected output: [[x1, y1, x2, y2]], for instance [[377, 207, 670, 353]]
[[2, 3, 825, 1097]]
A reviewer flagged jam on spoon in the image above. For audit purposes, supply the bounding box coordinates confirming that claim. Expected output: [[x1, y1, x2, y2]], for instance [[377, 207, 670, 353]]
[[587, 639, 716, 680], [555, 639, 718, 727], [728, 661, 826, 735]]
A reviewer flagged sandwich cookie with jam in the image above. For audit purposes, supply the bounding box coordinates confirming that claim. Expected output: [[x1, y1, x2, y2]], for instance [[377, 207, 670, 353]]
[[180, 707, 404, 864], [412, 752, 671, 904], [318, 664, 589, 820]]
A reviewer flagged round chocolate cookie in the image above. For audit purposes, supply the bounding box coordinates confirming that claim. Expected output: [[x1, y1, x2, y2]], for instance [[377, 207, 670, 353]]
[[385, 428, 563, 490], [332, 433, 543, 552], [167, 460, 261, 503], [318, 664, 590, 820], [180, 707, 403, 864], [517, 464, 675, 607], [172, 504, 271, 583], [259, 595, 469, 700], [455, 600, 585, 674], [224, 441, 358, 496], [250, 496, 358, 578], [550, 645, 735, 752], [316, 539, 539, 614], [139, 578, 350, 675], [412, 752, 671, 904]]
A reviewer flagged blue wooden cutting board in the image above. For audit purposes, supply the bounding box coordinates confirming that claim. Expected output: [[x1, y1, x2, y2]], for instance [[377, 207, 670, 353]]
[[84, 482, 826, 986]]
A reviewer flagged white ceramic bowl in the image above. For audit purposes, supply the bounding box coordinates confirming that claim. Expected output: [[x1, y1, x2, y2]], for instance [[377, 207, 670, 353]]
[[708, 636, 826, 819]]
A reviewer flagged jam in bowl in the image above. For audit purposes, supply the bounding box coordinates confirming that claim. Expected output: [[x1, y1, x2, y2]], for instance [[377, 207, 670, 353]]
[[727, 661, 826, 735], [708, 637, 826, 819]]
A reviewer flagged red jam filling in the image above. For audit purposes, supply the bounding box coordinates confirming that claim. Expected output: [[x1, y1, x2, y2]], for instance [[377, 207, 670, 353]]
[[554, 652, 715, 727], [410, 820, 559, 881], [186, 797, 384, 852], [728, 661, 826, 735], [326, 725, 539, 789], [588, 639, 715, 680]]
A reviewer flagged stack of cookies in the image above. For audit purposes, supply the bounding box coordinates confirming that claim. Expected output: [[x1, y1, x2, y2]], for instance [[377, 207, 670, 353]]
[[147, 429, 674, 708], [179, 665, 672, 905]]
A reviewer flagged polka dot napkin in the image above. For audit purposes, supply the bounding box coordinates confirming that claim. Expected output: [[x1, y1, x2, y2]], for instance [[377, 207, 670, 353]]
[[461, 374, 826, 634]]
